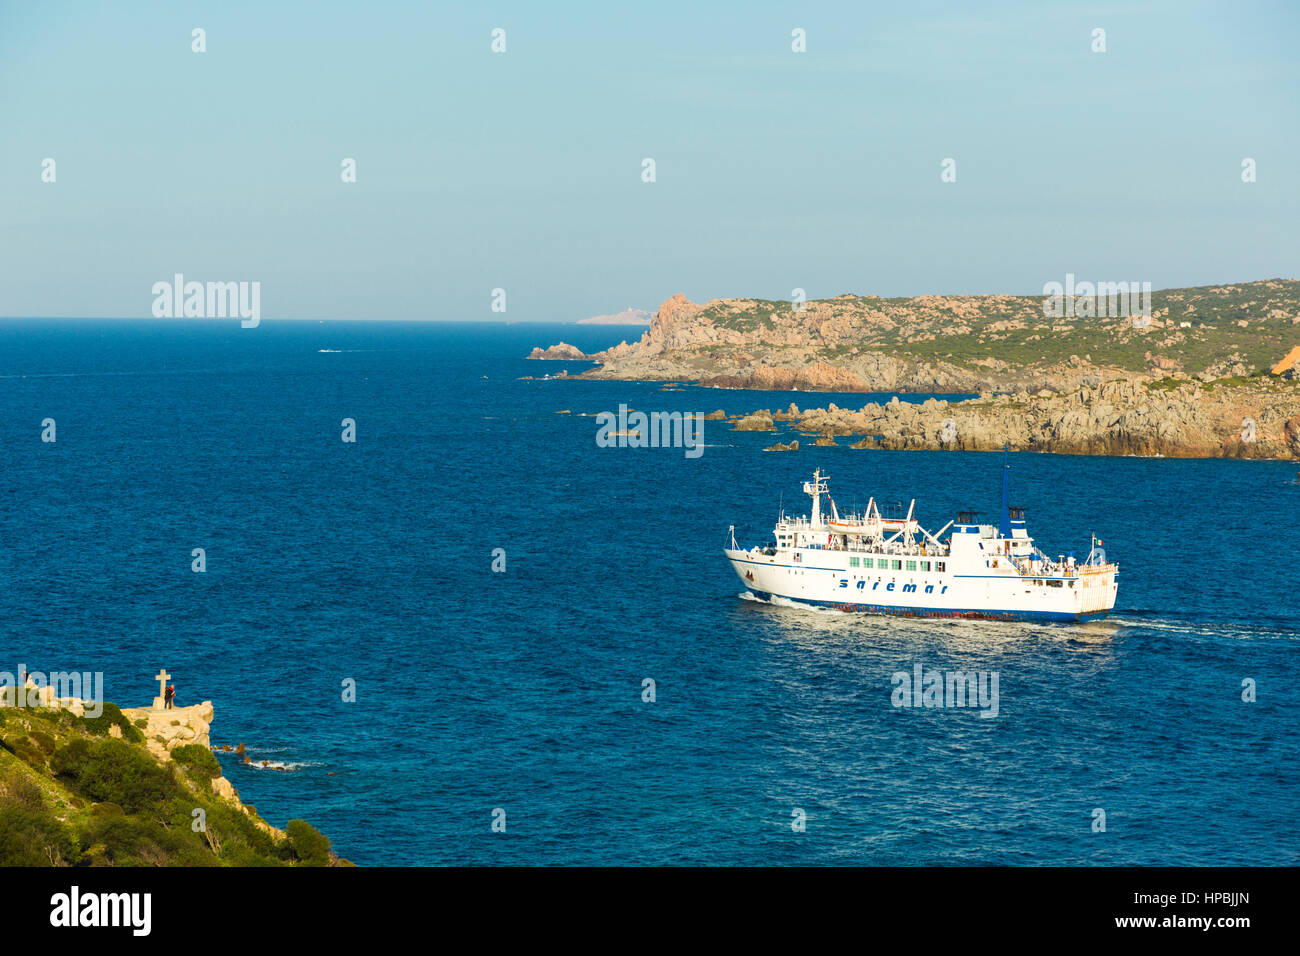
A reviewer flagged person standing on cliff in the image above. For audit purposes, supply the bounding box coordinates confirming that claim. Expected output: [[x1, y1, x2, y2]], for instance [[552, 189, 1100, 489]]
[[165, 684, 175, 709]]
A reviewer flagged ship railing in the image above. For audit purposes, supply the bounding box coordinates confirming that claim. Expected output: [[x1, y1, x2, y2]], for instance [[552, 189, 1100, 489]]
[[841, 542, 950, 558], [1005, 554, 1082, 579], [1010, 556, 1047, 576]]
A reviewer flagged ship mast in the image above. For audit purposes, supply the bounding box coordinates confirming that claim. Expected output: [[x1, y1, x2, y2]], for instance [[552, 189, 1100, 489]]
[[804, 469, 828, 528], [999, 446, 1012, 539]]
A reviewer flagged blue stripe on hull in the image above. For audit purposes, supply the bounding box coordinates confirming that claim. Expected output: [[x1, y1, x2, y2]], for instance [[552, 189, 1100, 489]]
[[745, 589, 1109, 623]]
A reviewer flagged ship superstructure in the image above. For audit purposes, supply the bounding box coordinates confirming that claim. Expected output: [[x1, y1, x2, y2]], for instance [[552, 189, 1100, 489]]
[[724, 458, 1118, 622]]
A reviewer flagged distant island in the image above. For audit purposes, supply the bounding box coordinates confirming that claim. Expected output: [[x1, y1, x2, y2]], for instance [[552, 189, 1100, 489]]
[[0, 684, 347, 866], [576, 307, 651, 325], [529, 280, 1300, 459]]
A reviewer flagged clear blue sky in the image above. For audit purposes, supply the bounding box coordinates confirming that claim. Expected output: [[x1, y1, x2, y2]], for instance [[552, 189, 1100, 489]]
[[2, 0, 1296, 320]]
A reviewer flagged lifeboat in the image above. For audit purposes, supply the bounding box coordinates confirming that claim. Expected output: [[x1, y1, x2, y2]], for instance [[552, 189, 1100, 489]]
[[827, 518, 869, 534], [827, 517, 905, 535]]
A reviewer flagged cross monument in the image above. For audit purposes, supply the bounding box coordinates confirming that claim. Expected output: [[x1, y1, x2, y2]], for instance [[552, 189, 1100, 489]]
[[153, 668, 171, 709]]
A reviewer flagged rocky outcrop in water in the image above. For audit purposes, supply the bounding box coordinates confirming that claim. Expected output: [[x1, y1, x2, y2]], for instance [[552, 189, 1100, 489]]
[[751, 380, 1300, 459], [527, 342, 588, 361], [733, 410, 777, 431]]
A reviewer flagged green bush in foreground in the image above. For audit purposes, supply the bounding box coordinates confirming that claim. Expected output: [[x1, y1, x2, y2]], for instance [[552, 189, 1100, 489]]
[[1, 734, 48, 768], [286, 818, 332, 865], [172, 744, 222, 780], [81, 702, 144, 743], [51, 738, 172, 814], [0, 806, 81, 866], [82, 814, 216, 867]]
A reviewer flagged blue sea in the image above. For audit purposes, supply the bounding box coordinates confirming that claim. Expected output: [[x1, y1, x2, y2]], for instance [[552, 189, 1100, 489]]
[[2, 319, 1297, 866]]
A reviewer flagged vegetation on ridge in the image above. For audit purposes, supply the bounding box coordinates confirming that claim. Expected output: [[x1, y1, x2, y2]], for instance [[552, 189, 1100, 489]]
[[0, 702, 346, 867], [579, 279, 1300, 394]]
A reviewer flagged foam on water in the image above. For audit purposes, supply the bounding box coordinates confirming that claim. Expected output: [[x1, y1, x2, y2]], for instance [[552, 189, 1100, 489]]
[[739, 589, 847, 616]]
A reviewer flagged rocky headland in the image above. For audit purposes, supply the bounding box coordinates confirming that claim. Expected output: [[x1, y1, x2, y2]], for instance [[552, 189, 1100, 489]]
[[531, 280, 1300, 458], [0, 684, 346, 866]]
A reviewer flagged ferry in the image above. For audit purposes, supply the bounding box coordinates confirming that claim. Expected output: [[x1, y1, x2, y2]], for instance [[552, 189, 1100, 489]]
[[724, 458, 1118, 622]]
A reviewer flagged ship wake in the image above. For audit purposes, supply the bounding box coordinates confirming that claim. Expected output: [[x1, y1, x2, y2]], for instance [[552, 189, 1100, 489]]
[[739, 590, 847, 616]]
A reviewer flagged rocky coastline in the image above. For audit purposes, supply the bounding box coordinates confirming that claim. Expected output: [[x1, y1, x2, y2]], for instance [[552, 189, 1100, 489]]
[[721, 380, 1300, 459], [530, 281, 1300, 459], [0, 684, 347, 866]]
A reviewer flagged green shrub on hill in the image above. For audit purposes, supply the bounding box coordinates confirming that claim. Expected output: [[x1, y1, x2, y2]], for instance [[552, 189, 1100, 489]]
[[286, 818, 333, 865], [0, 701, 345, 867], [0, 806, 81, 866], [81, 814, 216, 867], [52, 738, 173, 814], [172, 744, 222, 780], [81, 702, 144, 743], [1, 733, 48, 768]]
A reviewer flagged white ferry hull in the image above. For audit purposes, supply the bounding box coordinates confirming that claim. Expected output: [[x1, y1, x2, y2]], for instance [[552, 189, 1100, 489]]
[[725, 544, 1117, 623]]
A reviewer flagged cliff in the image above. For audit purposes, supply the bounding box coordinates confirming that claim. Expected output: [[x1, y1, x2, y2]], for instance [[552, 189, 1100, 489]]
[[0, 685, 347, 866], [531, 279, 1300, 394], [732, 378, 1300, 459]]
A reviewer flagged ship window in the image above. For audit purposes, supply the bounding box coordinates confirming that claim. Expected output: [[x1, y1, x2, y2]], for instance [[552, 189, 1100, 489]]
[[891, 560, 902, 570], [906, 560, 917, 571], [936, 562, 946, 572], [921, 561, 931, 571], [850, 557, 859, 568]]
